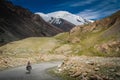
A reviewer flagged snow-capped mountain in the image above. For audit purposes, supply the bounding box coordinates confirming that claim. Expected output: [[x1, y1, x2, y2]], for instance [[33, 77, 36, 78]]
[[48, 17, 75, 31], [35, 11, 93, 25]]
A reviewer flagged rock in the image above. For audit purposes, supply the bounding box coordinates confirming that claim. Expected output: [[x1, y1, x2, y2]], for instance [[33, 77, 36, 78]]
[[116, 72, 120, 77], [89, 75, 95, 79], [81, 77, 88, 80], [89, 75, 103, 80], [94, 67, 100, 71], [71, 72, 81, 78], [109, 78, 114, 80], [97, 64, 101, 67], [63, 67, 67, 70], [109, 69, 115, 72], [86, 61, 94, 65], [71, 37, 80, 43], [57, 62, 64, 68], [86, 69, 92, 73], [82, 72, 88, 77], [4, 60, 8, 64], [58, 68, 62, 72]]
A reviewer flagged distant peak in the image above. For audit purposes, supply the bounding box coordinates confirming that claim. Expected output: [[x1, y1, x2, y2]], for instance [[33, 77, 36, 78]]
[[35, 11, 93, 25]]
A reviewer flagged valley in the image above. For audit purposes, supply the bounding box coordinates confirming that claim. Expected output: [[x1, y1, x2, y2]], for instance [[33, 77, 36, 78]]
[[0, 0, 120, 80]]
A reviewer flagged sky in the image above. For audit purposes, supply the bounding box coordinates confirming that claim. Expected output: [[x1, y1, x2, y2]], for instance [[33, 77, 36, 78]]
[[9, 0, 120, 20]]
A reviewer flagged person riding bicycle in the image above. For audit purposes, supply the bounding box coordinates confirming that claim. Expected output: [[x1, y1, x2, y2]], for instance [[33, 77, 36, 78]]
[[26, 61, 32, 73]]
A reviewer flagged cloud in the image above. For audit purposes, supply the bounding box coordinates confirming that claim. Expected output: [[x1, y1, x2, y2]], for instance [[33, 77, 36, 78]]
[[70, 0, 97, 7], [77, 9, 119, 20], [56, 1, 74, 7], [57, 0, 97, 7], [76, 10, 100, 20], [76, 0, 120, 20]]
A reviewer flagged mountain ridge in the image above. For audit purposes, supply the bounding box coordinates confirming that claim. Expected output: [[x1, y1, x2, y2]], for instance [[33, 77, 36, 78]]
[[0, 0, 63, 45]]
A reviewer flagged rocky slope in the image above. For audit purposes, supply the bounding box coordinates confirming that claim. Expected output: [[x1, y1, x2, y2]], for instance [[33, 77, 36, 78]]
[[0, 0, 63, 45], [64, 10, 120, 56], [55, 56, 120, 80]]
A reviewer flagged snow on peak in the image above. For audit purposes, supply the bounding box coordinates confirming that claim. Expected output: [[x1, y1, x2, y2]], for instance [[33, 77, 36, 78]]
[[35, 11, 93, 25], [47, 11, 71, 18]]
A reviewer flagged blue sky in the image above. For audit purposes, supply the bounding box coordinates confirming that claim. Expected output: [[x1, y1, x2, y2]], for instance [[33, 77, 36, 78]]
[[10, 0, 120, 20]]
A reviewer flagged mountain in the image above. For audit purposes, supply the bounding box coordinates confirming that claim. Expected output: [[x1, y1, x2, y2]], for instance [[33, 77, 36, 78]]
[[47, 17, 75, 32], [35, 11, 93, 31], [36, 11, 76, 32], [36, 11, 93, 25], [0, 0, 63, 45]]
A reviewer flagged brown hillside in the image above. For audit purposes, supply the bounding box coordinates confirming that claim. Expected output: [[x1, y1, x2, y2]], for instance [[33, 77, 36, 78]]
[[0, 0, 63, 45]]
